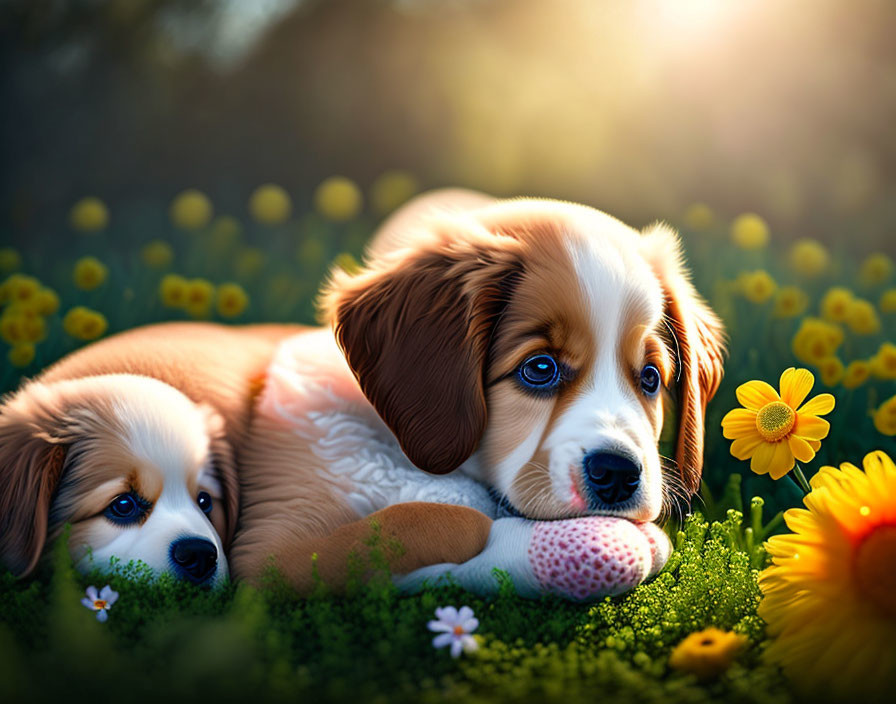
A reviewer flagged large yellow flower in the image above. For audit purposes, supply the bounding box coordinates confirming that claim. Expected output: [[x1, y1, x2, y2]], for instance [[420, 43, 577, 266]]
[[759, 451, 896, 699], [721, 368, 834, 479]]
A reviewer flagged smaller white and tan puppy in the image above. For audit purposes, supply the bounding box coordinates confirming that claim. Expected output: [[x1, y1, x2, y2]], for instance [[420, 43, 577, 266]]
[[0, 374, 237, 585]]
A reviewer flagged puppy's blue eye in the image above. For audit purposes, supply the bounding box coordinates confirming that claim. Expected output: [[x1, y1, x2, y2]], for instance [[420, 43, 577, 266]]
[[197, 491, 213, 515], [104, 492, 148, 526], [640, 364, 661, 396], [518, 354, 561, 390]]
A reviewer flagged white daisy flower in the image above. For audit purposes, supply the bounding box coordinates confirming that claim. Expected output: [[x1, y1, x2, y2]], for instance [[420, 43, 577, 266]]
[[427, 605, 479, 658], [81, 585, 119, 622]]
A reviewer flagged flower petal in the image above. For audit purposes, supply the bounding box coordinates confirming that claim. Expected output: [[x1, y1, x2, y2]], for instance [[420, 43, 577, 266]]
[[788, 435, 816, 464], [450, 639, 464, 658], [736, 380, 780, 410], [85, 585, 98, 601], [779, 368, 815, 409], [750, 442, 777, 475], [796, 393, 835, 417], [461, 617, 479, 633], [427, 621, 452, 633], [721, 409, 758, 439], [432, 633, 453, 649], [457, 606, 474, 623], [730, 434, 763, 460], [434, 606, 457, 623], [461, 635, 479, 653], [96, 608, 109, 623], [793, 414, 831, 441], [105, 590, 119, 606], [81, 598, 95, 610], [767, 442, 796, 480]]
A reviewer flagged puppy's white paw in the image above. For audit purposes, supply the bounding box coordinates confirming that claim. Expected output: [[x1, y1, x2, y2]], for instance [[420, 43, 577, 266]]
[[394, 516, 671, 602]]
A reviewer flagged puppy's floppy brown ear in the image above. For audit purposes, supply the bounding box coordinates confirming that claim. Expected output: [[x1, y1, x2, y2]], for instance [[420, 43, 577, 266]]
[[641, 223, 726, 495], [321, 224, 524, 475], [199, 405, 239, 549], [0, 384, 70, 577]]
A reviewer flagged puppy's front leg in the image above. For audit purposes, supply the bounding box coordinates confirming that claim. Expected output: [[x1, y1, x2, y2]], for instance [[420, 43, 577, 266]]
[[234, 502, 493, 594], [395, 517, 671, 602]]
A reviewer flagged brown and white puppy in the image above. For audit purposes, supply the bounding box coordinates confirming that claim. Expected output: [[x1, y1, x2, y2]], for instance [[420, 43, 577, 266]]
[[229, 190, 725, 591], [0, 323, 300, 583]]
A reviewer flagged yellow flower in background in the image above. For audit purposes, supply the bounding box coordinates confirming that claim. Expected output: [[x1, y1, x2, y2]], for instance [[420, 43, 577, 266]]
[[216, 283, 249, 318], [880, 288, 896, 313], [332, 252, 361, 276], [1, 273, 40, 304], [859, 252, 894, 286], [314, 176, 362, 222], [184, 278, 215, 318], [0, 247, 22, 273], [730, 213, 769, 250], [817, 357, 845, 387], [721, 368, 834, 480], [872, 395, 896, 435], [249, 184, 292, 225], [8, 342, 35, 367], [0, 306, 44, 344], [69, 197, 109, 232], [841, 360, 871, 389], [738, 270, 776, 303], [759, 451, 896, 700], [36, 288, 59, 316], [140, 240, 174, 269], [787, 238, 829, 277], [73, 256, 108, 290], [772, 286, 808, 318], [792, 317, 844, 365], [870, 342, 896, 380], [370, 170, 419, 216], [668, 627, 746, 680], [846, 298, 881, 335], [209, 216, 242, 252], [159, 274, 188, 308], [63, 306, 107, 341], [170, 189, 213, 230], [819, 286, 854, 322], [234, 247, 266, 279]]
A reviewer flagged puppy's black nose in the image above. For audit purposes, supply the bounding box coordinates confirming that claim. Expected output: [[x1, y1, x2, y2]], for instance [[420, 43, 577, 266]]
[[170, 537, 217, 584], [583, 451, 641, 506]]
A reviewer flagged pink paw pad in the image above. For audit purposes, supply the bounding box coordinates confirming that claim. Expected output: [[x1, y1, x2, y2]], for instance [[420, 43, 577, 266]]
[[529, 518, 666, 602]]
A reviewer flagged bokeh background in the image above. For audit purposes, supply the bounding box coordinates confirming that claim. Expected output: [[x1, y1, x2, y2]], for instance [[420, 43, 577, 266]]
[[0, 0, 894, 511]]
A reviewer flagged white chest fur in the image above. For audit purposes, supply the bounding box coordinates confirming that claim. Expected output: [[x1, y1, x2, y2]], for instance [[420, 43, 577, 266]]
[[258, 330, 498, 520]]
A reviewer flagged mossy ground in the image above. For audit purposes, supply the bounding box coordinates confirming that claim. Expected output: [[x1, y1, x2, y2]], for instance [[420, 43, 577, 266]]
[[0, 511, 791, 704]]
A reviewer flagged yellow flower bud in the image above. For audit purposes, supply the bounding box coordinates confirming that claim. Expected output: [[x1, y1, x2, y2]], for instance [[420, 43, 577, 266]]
[[872, 395, 896, 436], [739, 270, 776, 304], [773, 286, 808, 318], [216, 283, 249, 318], [159, 274, 188, 308], [184, 278, 214, 318], [73, 256, 109, 291], [846, 299, 880, 335], [819, 287, 854, 323], [859, 253, 893, 286], [141, 240, 174, 269], [818, 357, 845, 387], [730, 213, 769, 250], [369, 171, 418, 216], [841, 360, 871, 389], [69, 197, 109, 232], [249, 184, 292, 225], [170, 189, 213, 230], [878, 288, 896, 314], [787, 239, 829, 277], [8, 342, 35, 367], [314, 177, 362, 222]]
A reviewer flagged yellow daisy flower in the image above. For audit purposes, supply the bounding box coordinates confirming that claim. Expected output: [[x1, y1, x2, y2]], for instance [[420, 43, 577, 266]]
[[738, 270, 776, 303], [69, 197, 109, 232], [846, 298, 881, 335], [62, 307, 107, 341], [184, 278, 215, 318], [880, 288, 896, 314], [369, 170, 419, 217], [759, 451, 896, 700], [159, 274, 188, 308], [8, 342, 35, 367], [787, 238, 829, 277], [841, 360, 871, 389], [170, 189, 213, 230], [668, 627, 746, 680], [859, 252, 894, 286], [721, 368, 834, 480], [870, 342, 896, 380], [791, 317, 844, 365], [872, 396, 896, 436], [817, 356, 845, 387], [215, 283, 249, 318], [772, 286, 808, 318], [819, 286, 854, 323], [0, 247, 22, 273], [140, 240, 174, 270], [249, 184, 292, 225], [73, 256, 108, 291], [730, 213, 769, 250], [314, 176, 362, 222]]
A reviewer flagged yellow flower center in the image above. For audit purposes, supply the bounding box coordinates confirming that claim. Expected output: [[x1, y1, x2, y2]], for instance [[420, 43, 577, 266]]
[[453, 625, 465, 636], [855, 525, 896, 620], [755, 401, 796, 442], [93, 599, 107, 610]]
